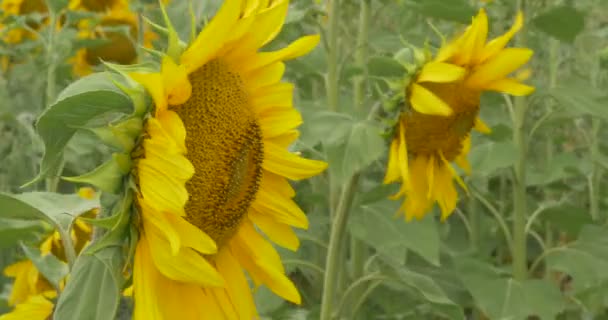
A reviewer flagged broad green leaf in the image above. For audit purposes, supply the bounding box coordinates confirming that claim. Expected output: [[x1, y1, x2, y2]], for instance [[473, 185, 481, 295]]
[[469, 141, 518, 176], [527, 152, 585, 186], [299, 110, 353, 147], [54, 247, 125, 320], [367, 56, 406, 78], [387, 264, 465, 320], [349, 200, 440, 266], [456, 259, 564, 320], [409, 0, 476, 23], [342, 120, 386, 178], [551, 78, 608, 120], [0, 219, 44, 248], [545, 225, 608, 292], [27, 72, 132, 185], [532, 6, 585, 42], [20, 243, 68, 288], [539, 205, 591, 238], [0, 192, 99, 233]]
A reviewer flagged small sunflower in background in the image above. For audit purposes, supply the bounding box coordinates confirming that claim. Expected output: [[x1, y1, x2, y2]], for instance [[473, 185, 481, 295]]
[[123, 0, 327, 317], [384, 9, 534, 221], [70, 0, 154, 76], [0, 188, 97, 320], [0, 0, 47, 44]]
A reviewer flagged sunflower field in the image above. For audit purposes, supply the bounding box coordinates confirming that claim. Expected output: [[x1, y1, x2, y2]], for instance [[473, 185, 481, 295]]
[[0, 0, 607, 319]]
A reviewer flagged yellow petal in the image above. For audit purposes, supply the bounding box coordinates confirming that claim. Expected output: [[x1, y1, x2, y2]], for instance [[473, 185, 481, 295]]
[[181, 0, 242, 73], [133, 238, 163, 320], [250, 212, 300, 251], [130, 72, 167, 113], [404, 156, 432, 221], [252, 185, 309, 229], [145, 228, 224, 287], [243, 62, 285, 91], [162, 211, 217, 254], [397, 121, 409, 187], [237, 0, 289, 52], [207, 288, 239, 320], [466, 48, 533, 89], [484, 78, 535, 96], [240, 35, 320, 73], [251, 83, 294, 114], [416, 62, 465, 83], [432, 163, 458, 221], [0, 295, 54, 320], [155, 110, 187, 153], [155, 275, 208, 320], [161, 56, 192, 106], [199, 289, 228, 320], [473, 117, 492, 134], [216, 248, 257, 320], [383, 138, 401, 184], [480, 11, 524, 63], [258, 107, 302, 138], [263, 142, 328, 180], [260, 170, 295, 198], [138, 160, 189, 215], [409, 83, 453, 116], [454, 136, 472, 174]]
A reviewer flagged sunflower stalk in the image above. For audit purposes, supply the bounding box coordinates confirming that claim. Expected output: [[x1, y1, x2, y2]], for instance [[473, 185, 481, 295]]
[[511, 0, 528, 281], [326, 0, 341, 217], [320, 173, 360, 320], [348, 1, 371, 315], [44, 11, 62, 193]]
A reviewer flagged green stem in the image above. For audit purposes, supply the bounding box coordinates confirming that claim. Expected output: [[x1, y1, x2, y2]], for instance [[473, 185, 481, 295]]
[[325, 0, 340, 112], [468, 195, 480, 253], [320, 173, 360, 320], [511, 0, 528, 281], [44, 12, 62, 192], [353, 0, 370, 113], [57, 228, 77, 269]]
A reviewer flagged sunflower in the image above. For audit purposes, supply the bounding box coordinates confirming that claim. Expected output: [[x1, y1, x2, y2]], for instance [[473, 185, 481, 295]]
[[68, 0, 128, 12], [71, 6, 154, 76], [1, 188, 96, 318], [0, 0, 47, 44], [124, 0, 327, 318], [384, 9, 534, 221]]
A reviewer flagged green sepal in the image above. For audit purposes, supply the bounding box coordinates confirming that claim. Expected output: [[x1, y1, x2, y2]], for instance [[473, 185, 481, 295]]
[[113, 153, 132, 175], [88, 118, 143, 152], [103, 62, 153, 116], [84, 192, 133, 254], [62, 153, 131, 194], [159, 1, 183, 62]]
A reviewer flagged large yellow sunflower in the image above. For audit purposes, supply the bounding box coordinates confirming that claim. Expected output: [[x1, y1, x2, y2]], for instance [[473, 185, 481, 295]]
[[127, 0, 327, 318], [384, 9, 534, 221]]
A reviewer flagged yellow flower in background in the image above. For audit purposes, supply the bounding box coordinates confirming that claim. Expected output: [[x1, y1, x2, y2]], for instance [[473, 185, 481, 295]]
[[68, 0, 128, 12], [0, 0, 47, 44], [384, 9, 534, 221], [127, 0, 327, 318], [0, 294, 55, 320], [2, 188, 97, 315], [71, 7, 155, 76]]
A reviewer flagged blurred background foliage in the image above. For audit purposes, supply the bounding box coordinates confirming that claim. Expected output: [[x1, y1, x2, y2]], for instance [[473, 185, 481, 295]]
[[1, 0, 608, 319]]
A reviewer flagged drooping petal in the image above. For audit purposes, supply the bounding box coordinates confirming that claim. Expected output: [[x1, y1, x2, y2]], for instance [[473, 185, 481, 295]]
[[416, 62, 466, 83], [466, 48, 533, 89], [479, 11, 524, 63], [409, 83, 453, 116], [263, 142, 328, 180], [483, 78, 535, 96]]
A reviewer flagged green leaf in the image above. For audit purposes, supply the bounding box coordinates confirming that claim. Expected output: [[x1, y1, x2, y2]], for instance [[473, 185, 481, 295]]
[[20, 243, 69, 288], [367, 56, 406, 78], [54, 247, 125, 320], [409, 0, 476, 23], [0, 192, 99, 233], [0, 219, 44, 249], [456, 259, 564, 320], [545, 225, 608, 292], [299, 110, 353, 147], [469, 141, 518, 176], [27, 72, 132, 186], [349, 200, 440, 266], [539, 205, 592, 238], [550, 78, 608, 120], [63, 154, 130, 194], [532, 6, 585, 42], [342, 120, 386, 178], [388, 264, 465, 320], [85, 192, 132, 254], [46, 0, 69, 15]]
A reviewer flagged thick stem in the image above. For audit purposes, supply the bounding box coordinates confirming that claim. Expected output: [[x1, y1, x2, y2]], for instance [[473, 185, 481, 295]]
[[511, 0, 528, 281], [325, 0, 340, 112], [44, 13, 62, 192], [320, 174, 360, 320], [353, 0, 370, 113]]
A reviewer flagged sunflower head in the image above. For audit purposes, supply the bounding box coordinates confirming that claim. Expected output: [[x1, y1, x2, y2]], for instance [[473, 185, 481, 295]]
[[384, 8, 534, 221], [56, 1, 327, 318]]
